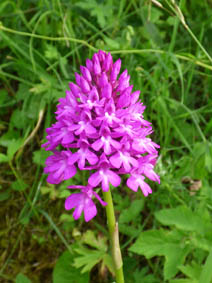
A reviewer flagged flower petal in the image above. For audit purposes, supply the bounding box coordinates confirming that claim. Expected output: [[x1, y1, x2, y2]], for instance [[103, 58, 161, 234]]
[[127, 176, 139, 192], [84, 198, 97, 222], [107, 169, 121, 187], [88, 171, 102, 187], [65, 193, 83, 210]]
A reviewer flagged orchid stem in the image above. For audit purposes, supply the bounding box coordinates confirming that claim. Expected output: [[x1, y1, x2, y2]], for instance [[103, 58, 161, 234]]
[[103, 188, 124, 283]]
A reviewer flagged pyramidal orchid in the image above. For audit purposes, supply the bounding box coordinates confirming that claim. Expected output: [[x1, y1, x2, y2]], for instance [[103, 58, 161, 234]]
[[42, 50, 160, 282]]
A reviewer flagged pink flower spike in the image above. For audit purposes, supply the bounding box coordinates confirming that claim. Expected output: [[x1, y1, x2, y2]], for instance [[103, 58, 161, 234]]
[[42, 50, 160, 222]]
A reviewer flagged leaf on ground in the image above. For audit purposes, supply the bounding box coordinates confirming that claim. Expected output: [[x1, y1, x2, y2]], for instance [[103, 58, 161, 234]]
[[0, 189, 11, 201], [178, 262, 201, 281], [163, 243, 189, 280], [33, 149, 50, 166], [7, 138, 23, 160], [10, 109, 27, 129], [0, 153, 9, 163], [155, 206, 212, 234], [199, 249, 212, 283], [129, 229, 189, 280], [73, 245, 105, 273], [44, 44, 59, 60], [53, 250, 89, 283], [0, 89, 8, 104], [82, 230, 107, 251], [11, 180, 28, 191], [102, 253, 114, 275], [129, 229, 171, 258], [15, 273, 32, 283], [119, 199, 144, 224]]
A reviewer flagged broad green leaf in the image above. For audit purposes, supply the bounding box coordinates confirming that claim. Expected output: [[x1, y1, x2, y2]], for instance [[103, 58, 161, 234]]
[[0, 189, 11, 201], [104, 37, 120, 49], [33, 149, 50, 166], [163, 244, 189, 280], [91, 6, 106, 28], [16, 83, 30, 101], [199, 249, 212, 283], [44, 44, 58, 60], [59, 213, 75, 223], [0, 130, 20, 147], [0, 153, 9, 163], [191, 234, 212, 252], [192, 142, 208, 178], [155, 206, 211, 234], [119, 223, 141, 237], [205, 142, 212, 172], [11, 180, 28, 191], [119, 199, 144, 224], [73, 245, 105, 273], [178, 262, 201, 280], [58, 189, 70, 198], [169, 280, 198, 283], [129, 230, 176, 258], [7, 138, 23, 160], [15, 273, 31, 283], [129, 230, 189, 280], [10, 109, 27, 129], [53, 250, 89, 283], [133, 268, 160, 283], [82, 230, 107, 251], [167, 16, 177, 26], [40, 185, 58, 200], [144, 21, 163, 46], [102, 253, 114, 275], [0, 89, 7, 104], [76, 0, 97, 9], [149, 7, 163, 22]]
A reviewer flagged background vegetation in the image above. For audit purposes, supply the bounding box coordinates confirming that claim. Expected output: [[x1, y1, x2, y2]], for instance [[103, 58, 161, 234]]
[[0, 0, 212, 282]]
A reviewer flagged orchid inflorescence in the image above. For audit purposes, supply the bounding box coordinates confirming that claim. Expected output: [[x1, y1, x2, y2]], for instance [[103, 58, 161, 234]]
[[42, 50, 160, 222]]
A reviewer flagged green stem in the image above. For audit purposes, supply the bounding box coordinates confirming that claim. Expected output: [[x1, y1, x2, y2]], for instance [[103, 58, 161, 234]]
[[102, 189, 124, 283]]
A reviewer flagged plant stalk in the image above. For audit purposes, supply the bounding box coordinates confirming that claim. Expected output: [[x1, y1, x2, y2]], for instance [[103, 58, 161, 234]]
[[103, 189, 124, 283]]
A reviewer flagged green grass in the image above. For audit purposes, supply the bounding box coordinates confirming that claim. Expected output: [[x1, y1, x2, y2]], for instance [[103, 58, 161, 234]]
[[0, 0, 212, 282]]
